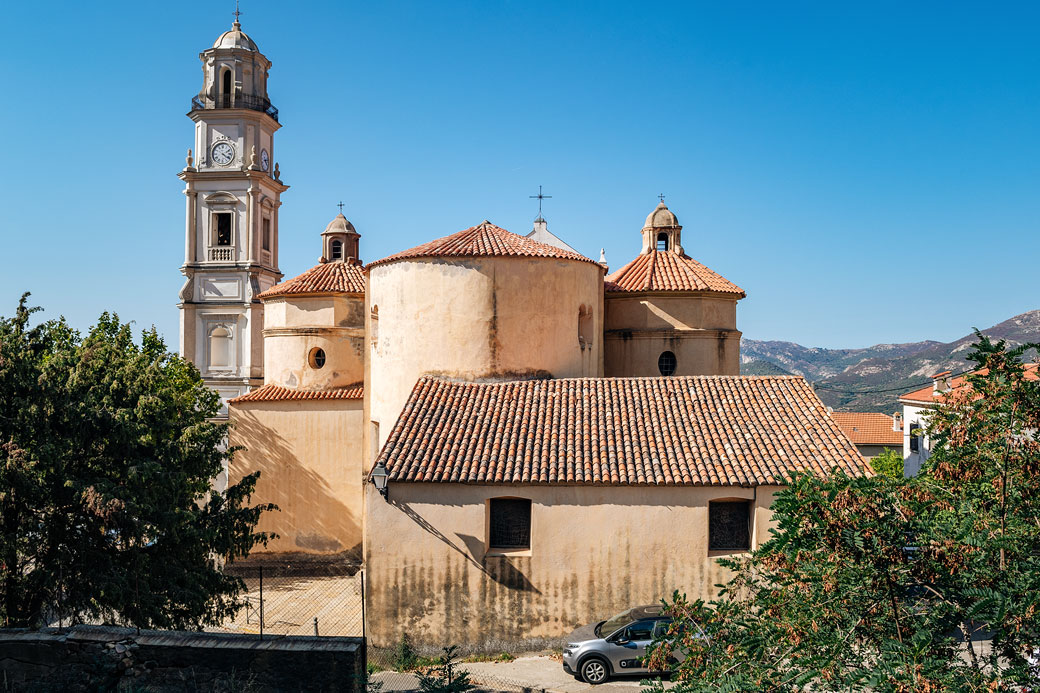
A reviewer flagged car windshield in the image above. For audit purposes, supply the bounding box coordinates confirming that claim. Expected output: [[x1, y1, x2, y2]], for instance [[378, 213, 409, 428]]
[[595, 608, 638, 638]]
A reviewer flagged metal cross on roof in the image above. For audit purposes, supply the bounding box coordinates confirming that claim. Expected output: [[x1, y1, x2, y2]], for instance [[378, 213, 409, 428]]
[[337, 201, 345, 213], [658, 193, 666, 203], [233, 0, 242, 22], [530, 185, 552, 216]]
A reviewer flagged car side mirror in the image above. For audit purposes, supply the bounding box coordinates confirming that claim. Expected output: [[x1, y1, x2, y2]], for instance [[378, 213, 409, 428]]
[[615, 637, 630, 645]]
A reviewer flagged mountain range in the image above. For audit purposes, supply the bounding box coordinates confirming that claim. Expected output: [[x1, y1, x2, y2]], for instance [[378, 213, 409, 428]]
[[741, 309, 1040, 412]]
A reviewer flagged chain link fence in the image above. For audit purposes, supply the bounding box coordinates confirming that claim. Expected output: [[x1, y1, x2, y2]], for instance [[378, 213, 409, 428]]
[[210, 560, 548, 692]]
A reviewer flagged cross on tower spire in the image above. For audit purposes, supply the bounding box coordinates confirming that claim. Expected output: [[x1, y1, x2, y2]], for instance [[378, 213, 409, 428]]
[[530, 185, 552, 217], [337, 201, 345, 213], [232, 0, 242, 24], [658, 193, 666, 203]]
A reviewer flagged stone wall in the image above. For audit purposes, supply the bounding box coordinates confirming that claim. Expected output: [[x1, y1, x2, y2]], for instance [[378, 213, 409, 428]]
[[0, 625, 364, 692]]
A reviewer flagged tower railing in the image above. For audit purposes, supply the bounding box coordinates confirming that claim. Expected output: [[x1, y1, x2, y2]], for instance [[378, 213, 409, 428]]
[[191, 94, 279, 122]]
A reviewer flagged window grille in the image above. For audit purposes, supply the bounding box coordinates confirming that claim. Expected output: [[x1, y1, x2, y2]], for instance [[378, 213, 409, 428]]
[[657, 232, 668, 251], [658, 351, 677, 376], [709, 501, 751, 551], [489, 498, 531, 549], [331, 240, 343, 260]]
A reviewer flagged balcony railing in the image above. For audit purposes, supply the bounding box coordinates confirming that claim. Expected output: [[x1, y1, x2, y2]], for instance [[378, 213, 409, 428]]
[[209, 247, 235, 262], [191, 94, 279, 122]]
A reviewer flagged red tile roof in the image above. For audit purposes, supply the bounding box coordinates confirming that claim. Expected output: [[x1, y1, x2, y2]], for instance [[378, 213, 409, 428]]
[[258, 259, 366, 299], [830, 412, 903, 446], [368, 221, 600, 268], [379, 375, 868, 486], [605, 250, 745, 296], [899, 364, 1039, 405], [229, 384, 364, 403]]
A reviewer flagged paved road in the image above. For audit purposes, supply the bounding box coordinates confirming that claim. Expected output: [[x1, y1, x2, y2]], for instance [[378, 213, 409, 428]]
[[372, 655, 673, 692]]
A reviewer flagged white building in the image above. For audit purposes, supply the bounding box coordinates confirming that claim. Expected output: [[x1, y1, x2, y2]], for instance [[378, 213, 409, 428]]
[[177, 20, 287, 413]]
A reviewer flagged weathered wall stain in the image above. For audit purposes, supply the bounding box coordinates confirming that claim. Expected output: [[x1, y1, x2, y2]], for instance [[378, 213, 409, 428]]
[[365, 484, 780, 652]]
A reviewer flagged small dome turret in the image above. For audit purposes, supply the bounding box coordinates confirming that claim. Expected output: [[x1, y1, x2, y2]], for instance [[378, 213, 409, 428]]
[[643, 201, 680, 229], [321, 210, 361, 263], [213, 22, 259, 51], [324, 213, 357, 236]]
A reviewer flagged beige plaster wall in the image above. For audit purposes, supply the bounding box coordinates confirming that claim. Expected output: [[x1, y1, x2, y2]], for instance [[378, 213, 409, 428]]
[[363, 483, 781, 651], [603, 294, 737, 332], [262, 294, 365, 389], [604, 294, 740, 377], [229, 399, 365, 555], [365, 257, 604, 457]]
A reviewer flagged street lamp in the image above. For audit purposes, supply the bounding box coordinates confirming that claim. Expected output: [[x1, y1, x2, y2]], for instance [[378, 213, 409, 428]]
[[370, 460, 389, 501]]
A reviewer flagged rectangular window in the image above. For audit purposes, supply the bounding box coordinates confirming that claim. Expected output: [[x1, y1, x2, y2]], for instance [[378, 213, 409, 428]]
[[709, 500, 751, 551], [262, 218, 271, 251], [909, 421, 920, 452], [489, 498, 531, 550], [214, 213, 232, 246]]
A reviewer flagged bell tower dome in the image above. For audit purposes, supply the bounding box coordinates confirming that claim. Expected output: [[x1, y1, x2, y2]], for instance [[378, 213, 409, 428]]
[[177, 18, 289, 414]]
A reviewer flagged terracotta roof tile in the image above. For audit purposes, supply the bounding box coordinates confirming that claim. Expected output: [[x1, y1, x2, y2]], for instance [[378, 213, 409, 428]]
[[899, 364, 1038, 405], [258, 259, 365, 299], [229, 384, 364, 403], [830, 412, 903, 446], [605, 250, 745, 296], [368, 221, 600, 268], [379, 376, 868, 486]]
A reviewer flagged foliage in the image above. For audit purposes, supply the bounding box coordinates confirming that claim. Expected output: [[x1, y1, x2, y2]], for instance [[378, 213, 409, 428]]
[[644, 334, 1040, 692], [415, 645, 475, 693], [387, 633, 422, 671], [0, 294, 275, 629], [870, 447, 904, 479]]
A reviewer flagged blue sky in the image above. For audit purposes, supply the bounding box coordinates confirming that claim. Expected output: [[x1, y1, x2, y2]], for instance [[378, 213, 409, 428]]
[[1, 1, 1037, 349]]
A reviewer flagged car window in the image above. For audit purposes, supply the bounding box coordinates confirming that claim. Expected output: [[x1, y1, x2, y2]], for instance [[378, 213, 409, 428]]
[[626, 621, 654, 641], [652, 620, 670, 638]]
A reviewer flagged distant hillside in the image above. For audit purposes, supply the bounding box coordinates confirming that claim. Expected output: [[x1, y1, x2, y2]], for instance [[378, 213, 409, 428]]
[[741, 360, 794, 377], [741, 309, 1040, 412]]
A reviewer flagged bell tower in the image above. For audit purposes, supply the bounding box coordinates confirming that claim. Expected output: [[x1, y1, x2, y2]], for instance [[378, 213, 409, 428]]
[[177, 19, 288, 414]]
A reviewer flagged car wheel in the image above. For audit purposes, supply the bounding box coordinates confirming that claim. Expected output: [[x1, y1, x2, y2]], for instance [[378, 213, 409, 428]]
[[580, 657, 610, 684]]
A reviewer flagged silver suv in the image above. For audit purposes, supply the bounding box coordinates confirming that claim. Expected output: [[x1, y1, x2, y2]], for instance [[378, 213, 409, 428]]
[[561, 605, 679, 684]]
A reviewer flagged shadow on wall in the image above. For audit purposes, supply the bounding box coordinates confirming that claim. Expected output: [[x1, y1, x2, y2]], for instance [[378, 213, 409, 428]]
[[394, 501, 540, 594], [232, 410, 361, 554]]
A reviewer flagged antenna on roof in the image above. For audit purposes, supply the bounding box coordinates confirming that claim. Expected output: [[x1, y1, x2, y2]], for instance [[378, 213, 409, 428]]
[[530, 185, 552, 217]]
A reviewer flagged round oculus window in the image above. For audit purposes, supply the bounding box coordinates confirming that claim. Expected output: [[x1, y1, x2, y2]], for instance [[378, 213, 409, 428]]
[[658, 350, 677, 376], [308, 348, 327, 369]]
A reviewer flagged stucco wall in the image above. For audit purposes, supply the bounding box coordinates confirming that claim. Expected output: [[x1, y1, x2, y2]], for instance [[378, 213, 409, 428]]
[[365, 257, 604, 455], [262, 294, 365, 389], [603, 294, 740, 377], [363, 483, 781, 651], [230, 400, 365, 555], [902, 402, 933, 477]]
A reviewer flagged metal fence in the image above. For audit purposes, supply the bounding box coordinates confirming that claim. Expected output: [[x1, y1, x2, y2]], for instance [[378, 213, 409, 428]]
[[210, 561, 546, 692]]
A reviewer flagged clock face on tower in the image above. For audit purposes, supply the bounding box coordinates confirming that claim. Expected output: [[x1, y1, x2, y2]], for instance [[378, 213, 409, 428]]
[[261, 149, 270, 171], [211, 142, 235, 166]]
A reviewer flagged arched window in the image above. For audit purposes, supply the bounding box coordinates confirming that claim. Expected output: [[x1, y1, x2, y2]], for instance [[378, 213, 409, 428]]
[[656, 232, 669, 252], [658, 350, 677, 376], [209, 326, 231, 369], [331, 240, 343, 260], [578, 305, 593, 350], [308, 348, 327, 369], [221, 69, 232, 107]]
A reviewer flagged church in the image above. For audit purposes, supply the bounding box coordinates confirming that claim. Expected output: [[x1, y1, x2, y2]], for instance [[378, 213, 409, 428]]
[[176, 20, 867, 649]]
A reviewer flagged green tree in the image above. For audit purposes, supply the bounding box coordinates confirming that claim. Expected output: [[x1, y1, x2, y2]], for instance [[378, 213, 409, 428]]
[[870, 447, 904, 479], [644, 335, 1040, 692], [416, 646, 475, 693], [0, 294, 274, 629]]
